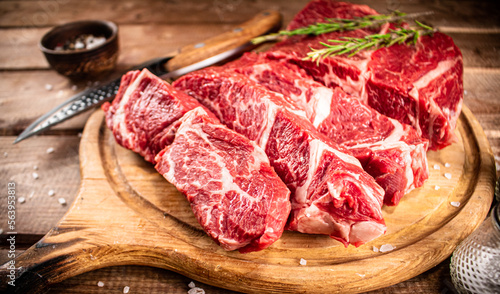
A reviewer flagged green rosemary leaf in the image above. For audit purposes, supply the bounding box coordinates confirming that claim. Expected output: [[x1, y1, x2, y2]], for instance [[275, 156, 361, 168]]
[[251, 10, 433, 45], [304, 25, 436, 63]]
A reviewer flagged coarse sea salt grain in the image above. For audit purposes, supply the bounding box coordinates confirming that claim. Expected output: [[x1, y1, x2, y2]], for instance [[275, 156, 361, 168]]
[[32, 172, 39, 179], [372, 246, 379, 253], [58, 198, 66, 205], [444, 173, 452, 180], [188, 281, 196, 289], [3, 152, 7, 157], [188, 287, 205, 294], [48, 189, 55, 196], [435, 185, 440, 190], [379, 244, 395, 252], [97, 281, 104, 287], [33, 165, 38, 170], [356, 273, 366, 278], [445, 163, 451, 168], [46, 147, 55, 154], [123, 286, 130, 294], [18, 197, 26, 204], [45, 84, 53, 91], [433, 164, 440, 170], [450, 201, 461, 207]]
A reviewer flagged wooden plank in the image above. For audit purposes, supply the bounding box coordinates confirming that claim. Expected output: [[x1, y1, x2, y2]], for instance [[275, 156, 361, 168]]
[[0, 0, 498, 29], [2, 22, 500, 71], [463, 69, 500, 170], [1, 24, 232, 70], [0, 136, 80, 237], [47, 265, 234, 294], [0, 70, 94, 135]]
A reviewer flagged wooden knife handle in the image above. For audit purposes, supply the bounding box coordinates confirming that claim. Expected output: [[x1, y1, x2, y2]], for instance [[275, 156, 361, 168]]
[[164, 10, 282, 72]]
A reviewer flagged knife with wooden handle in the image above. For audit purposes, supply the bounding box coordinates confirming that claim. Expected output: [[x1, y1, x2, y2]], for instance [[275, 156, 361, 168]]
[[14, 10, 282, 144]]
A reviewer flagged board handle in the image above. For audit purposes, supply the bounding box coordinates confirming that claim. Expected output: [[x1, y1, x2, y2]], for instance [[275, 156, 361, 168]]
[[164, 10, 282, 72]]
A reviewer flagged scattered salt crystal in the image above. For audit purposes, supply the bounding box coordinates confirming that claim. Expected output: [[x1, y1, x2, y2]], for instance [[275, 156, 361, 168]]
[[444, 173, 452, 180], [188, 281, 196, 288], [372, 246, 379, 253], [74, 40, 85, 49], [71, 84, 78, 91], [58, 198, 66, 205], [188, 287, 205, 294], [0, 228, 3, 234], [464, 90, 468, 95], [46, 147, 55, 154], [356, 273, 366, 278], [18, 197, 26, 204], [48, 189, 55, 196], [45, 84, 53, 91], [379, 244, 395, 252], [3, 152, 7, 157], [435, 185, 440, 191], [445, 162, 451, 168], [78, 132, 83, 137], [97, 281, 104, 287], [306, 213, 311, 217], [433, 164, 440, 170], [299, 258, 307, 266], [32, 172, 39, 179], [123, 286, 130, 294], [450, 201, 461, 207], [33, 165, 38, 170], [29, 191, 35, 198]]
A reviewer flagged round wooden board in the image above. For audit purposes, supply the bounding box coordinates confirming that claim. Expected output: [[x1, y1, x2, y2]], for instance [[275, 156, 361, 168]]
[[2, 105, 495, 294], [93, 105, 495, 293]]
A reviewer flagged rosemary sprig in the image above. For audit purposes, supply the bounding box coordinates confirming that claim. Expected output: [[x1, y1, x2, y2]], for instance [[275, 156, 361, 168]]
[[251, 10, 433, 45], [305, 21, 436, 63]]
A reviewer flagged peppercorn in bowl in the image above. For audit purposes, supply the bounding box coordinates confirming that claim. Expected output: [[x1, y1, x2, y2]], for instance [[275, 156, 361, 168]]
[[39, 20, 119, 79]]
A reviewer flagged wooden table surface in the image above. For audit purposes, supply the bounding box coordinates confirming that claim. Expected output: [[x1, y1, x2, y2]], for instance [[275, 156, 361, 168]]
[[1, 0, 499, 293]]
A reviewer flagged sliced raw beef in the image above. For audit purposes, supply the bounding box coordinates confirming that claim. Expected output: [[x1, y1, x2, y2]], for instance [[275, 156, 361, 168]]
[[269, 0, 463, 150], [221, 52, 429, 206], [102, 68, 202, 163], [155, 106, 291, 253], [173, 68, 386, 247], [103, 70, 291, 252]]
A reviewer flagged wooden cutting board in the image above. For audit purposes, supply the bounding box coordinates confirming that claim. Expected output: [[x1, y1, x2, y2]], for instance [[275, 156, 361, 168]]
[[0, 104, 495, 294]]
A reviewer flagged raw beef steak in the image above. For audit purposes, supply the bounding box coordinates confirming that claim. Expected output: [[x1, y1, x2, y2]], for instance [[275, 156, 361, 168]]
[[102, 69, 202, 163], [269, 0, 463, 150], [155, 106, 291, 253], [174, 68, 386, 247], [221, 52, 429, 206]]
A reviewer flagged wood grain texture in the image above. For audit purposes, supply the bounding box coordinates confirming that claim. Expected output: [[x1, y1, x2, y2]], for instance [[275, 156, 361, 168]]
[[1, 0, 499, 29], [0, 136, 81, 236], [0, 104, 494, 294]]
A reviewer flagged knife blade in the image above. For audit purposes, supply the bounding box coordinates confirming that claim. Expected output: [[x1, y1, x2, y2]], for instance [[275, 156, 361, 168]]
[[14, 10, 282, 144]]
